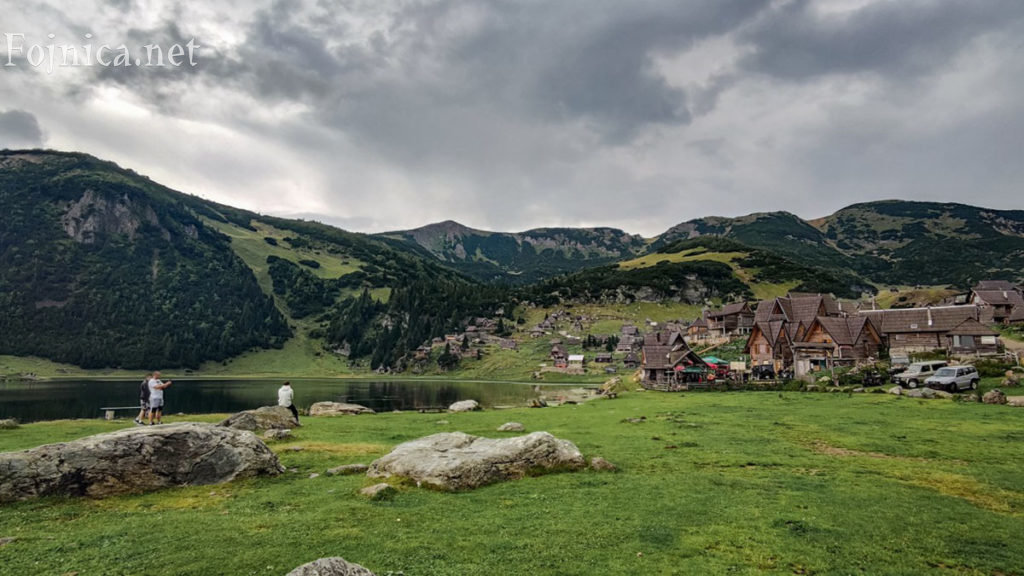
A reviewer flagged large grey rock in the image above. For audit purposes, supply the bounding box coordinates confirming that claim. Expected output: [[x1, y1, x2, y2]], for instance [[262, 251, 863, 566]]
[[286, 557, 376, 576], [264, 429, 292, 441], [0, 419, 18, 430], [0, 423, 282, 502], [308, 402, 375, 417], [1007, 396, 1024, 407], [448, 400, 481, 413], [497, 422, 525, 432], [888, 386, 903, 396], [367, 431, 585, 491], [983, 389, 1008, 405], [219, 406, 298, 431]]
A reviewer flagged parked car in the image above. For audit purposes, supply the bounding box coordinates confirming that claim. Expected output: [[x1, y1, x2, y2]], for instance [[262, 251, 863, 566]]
[[925, 366, 980, 392], [893, 361, 948, 388]]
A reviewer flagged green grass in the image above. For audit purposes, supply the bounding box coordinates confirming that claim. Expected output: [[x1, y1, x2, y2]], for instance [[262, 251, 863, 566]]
[[2, 392, 1024, 575]]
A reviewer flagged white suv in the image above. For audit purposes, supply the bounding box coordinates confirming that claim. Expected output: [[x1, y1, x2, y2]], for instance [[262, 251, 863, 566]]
[[893, 361, 948, 388], [925, 366, 980, 393]]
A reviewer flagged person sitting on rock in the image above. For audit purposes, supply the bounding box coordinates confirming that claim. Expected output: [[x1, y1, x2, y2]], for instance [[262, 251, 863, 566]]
[[278, 381, 298, 423]]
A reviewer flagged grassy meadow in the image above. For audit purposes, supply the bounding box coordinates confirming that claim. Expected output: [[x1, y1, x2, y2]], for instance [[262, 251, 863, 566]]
[[2, 391, 1023, 575]]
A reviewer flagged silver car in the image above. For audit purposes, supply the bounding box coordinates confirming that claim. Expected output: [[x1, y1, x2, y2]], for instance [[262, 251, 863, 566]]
[[894, 361, 948, 388], [925, 366, 980, 392]]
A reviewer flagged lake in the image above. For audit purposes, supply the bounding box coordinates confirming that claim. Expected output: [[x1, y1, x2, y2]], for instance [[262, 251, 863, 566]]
[[0, 379, 557, 423]]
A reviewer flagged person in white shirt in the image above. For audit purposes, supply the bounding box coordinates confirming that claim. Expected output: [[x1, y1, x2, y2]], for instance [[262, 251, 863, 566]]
[[147, 371, 173, 425], [278, 381, 298, 423]]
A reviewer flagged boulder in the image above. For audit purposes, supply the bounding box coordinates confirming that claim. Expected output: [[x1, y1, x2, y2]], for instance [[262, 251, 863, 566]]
[[263, 429, 292, 441], [360, 483, 396, 501], [497, 422, 525, 432], [287, 557, 376, 576], [367, 431, 585, 491], [933, 390, 954, 399], [1002, 371, 1019, 387], [219, 406, 298, 431], [957, 393, 981, 403], [852, 387, 866, 393], [589, 457, 617, 472], [905, 388, 924, 398], [0, 537, 15, 547], [0, 423, 282, 502], [804, 385, 819, 392], [983, 389, 1008, 405], [1006, 396, 1024, 407], [308, 402, 375, 417], [529, 398, 548, 408], [448, 400, 481, 413], [326, 464, 368, 476], [0, 419, 19, 430], [888, 386, 903, 396]]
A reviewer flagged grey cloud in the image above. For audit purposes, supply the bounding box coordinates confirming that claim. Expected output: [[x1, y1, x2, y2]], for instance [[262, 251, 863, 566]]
[[0, 109, 45, 148], [739, 0, 1024, 80]]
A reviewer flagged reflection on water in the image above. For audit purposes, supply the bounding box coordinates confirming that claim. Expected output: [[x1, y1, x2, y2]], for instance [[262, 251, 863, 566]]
[[0, 379, 552, 423]]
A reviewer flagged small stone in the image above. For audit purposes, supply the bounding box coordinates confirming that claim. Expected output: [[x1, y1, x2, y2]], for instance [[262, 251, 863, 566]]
[[435, 420, 450, 425], [497, 422, 525, 432], [286, 557, 377, 576], [326, 464, 369, 476], [590, 457, 617, 471], [1006, 396, 1024, 407], [804, 385, 819, 392], [0, 537, 16, 547], [288, 446, 305, 452], [263, 429, 291, 441], [888, 386, 903, 396], [933, 390, 954, 399], [852, 387, 865, 393], [309, 473, 320, 479], [360, 483, 397, 501]]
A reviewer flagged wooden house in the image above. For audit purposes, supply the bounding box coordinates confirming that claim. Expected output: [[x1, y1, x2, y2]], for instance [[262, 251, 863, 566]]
[[945, 318, 1002, 355], [707, 302, 755, 336], [595, 353, 613, 363], [641, 332, 708, 387], [858, 305, 990, 355], [971, 281, 1024, 325]]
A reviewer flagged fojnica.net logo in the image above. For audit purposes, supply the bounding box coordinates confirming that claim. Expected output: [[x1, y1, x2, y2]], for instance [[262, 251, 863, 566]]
[[5, 33, 200, 73]]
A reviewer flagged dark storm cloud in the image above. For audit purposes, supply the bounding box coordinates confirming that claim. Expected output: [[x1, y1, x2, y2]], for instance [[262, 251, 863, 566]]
[[739, 0, 1024, 80], [0, 109, 45, 148]]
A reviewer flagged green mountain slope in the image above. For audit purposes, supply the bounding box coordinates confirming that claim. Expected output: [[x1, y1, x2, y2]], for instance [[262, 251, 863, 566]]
[[0, 150, 291, 369], [378, 221, 647, 284], [814, 200, 1024, 285]]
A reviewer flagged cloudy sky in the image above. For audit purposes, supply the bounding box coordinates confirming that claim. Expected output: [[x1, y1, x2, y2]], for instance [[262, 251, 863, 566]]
[[2, 0, 1022, 236]]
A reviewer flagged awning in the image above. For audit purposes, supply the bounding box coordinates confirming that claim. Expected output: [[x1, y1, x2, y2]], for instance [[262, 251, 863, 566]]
[[702, 356, 726, 365], [676, 366, 706, 373]]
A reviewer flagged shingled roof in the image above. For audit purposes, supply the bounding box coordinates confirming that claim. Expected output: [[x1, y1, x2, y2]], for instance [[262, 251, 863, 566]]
[[642, 345, 672, 370], [974, 280, 1018, 291], [859, 306, 982, 334], [708, 302, 751, 318], [973, 289, 1024, 307], [814, 316, 873, 346], [947, 318, 999, 336]]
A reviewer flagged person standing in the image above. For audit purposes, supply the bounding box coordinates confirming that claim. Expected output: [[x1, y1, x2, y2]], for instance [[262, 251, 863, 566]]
[[147, 371, 173, 425], [278, 381, 298, 423], [134, 375, 151, 425]]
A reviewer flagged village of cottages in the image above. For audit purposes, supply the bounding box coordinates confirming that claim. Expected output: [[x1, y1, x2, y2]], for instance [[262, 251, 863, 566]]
[[411, 280, 1023, 388]]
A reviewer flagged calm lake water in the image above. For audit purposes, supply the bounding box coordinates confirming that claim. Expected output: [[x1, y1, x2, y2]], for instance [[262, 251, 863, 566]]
[[0, 379, 554, 423]]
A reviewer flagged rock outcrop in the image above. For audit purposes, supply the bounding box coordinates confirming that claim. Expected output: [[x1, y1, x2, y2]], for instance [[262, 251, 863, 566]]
[[448, 400, 480, 413], [0, 423, 282, 502], [219, 406, 299, 431], [286, 557, 376, 576], [308, 402, 375, 416], [367, 431, 585, 491], [983, 389, 1008, 405]]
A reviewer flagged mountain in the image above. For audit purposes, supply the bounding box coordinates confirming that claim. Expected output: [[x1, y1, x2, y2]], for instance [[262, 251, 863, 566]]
[[378, 221, 647, 284], [813, 201, 1024, 286], [0, 150, 486, 371]]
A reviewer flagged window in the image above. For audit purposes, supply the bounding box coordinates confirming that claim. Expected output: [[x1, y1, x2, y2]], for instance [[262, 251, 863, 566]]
[[981, 336, 997, 345]]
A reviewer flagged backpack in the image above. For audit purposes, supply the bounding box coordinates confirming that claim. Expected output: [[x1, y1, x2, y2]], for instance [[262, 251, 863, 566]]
[[140, 379, 151, 401]]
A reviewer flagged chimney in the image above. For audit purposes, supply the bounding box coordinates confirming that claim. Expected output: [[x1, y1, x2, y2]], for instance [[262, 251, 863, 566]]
[[1004, 290, 1009, 300], [927, 306, 933, 327]]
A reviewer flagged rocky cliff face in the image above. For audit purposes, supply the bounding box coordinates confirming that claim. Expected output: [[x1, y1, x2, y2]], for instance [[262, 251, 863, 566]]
[[61, 188, 167, 244]]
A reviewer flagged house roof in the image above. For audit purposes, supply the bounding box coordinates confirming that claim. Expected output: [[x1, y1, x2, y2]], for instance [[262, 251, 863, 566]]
[[624, 352, 639, 363], [708, 302, 751, 318], [974, 289, 1024, 307], [568, 354, 585, 362], [859, 306, 983, 334], [689, 317, 709, 328], [814, 316, 874, 347], [947, 318, 999, 336], [974, 280, 1018, 291], [642, 346, 672, 369]]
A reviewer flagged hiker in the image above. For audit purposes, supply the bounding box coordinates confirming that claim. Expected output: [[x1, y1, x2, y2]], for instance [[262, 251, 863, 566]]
[[278, 381, 298, 423], [147, 371, 173, 425], [134, 375, 151, 425]]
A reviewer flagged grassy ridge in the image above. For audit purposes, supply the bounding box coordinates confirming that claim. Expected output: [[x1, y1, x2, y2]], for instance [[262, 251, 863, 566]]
[[2, 392, 1024, 575]]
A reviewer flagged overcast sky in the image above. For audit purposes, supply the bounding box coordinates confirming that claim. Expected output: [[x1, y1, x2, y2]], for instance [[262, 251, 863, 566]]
[[2, 0, 1022, 236]]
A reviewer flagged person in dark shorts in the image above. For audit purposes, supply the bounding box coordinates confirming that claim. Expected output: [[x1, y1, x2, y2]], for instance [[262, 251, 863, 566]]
[[278, 381, 298, 423], [135, 376, 151, 425]]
